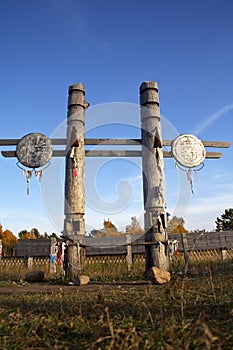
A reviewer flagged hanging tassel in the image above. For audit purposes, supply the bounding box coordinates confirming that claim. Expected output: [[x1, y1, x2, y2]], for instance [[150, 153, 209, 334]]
[[187, 169, 194, 194], [17, 161, 50, 196], [23, 170, 32, 195], [35, 170, 43, 182], [175, 162, 204, 195], [70, 147, 75, 160], [70, 146, 78, 177], [73, 158, 78, 177]]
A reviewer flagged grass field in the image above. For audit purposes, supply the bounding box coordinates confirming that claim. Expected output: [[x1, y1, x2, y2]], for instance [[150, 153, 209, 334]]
[[0, 259, 232, 349]]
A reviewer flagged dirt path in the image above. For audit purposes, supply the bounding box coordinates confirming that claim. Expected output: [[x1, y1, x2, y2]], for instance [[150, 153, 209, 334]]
[[0, 281, 151, 295]]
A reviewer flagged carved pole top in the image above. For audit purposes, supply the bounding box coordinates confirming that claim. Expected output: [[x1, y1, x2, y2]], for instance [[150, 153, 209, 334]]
[[69, 83, 85, 93], [68, 83, 89, 111], [140, 81, 159, 107], [140, 81, 158, 94]]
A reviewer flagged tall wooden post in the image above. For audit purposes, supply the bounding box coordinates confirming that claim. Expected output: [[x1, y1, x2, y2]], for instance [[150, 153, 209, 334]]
[[140, 81, 169, 271], [64, 83, 88, 279]]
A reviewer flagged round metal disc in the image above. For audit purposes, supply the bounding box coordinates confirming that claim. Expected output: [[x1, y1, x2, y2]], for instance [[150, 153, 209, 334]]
[[171, 134, 206, 168], [16, 133, 53, 168]]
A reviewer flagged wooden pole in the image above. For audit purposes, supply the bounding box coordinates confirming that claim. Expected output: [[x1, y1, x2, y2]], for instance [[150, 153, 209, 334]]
[[140, 81, 170, 271], [125, 230, 133, 271], [181, 233, 190, 274], [64, 83, 88, 279]]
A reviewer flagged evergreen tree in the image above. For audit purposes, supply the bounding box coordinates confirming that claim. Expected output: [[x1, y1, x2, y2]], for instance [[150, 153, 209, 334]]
[[216, 208, 233, 231], [30, 228, 40, 239]]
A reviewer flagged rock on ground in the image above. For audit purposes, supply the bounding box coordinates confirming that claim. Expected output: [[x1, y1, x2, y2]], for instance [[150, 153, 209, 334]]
[[25, 270, 45, 283], [147, 266, 171, 284], [74, 275, 90, 286]]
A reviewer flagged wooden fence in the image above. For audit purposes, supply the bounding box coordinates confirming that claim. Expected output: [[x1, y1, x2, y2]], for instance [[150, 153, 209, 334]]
[[0, 231, 232, 271], [84, 232, 233, 267]]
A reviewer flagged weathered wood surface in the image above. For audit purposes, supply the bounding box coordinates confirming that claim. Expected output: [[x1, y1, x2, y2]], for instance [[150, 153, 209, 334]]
[[14, 232, 233, 257], [0, 138, 230, 148], [140, 81, 169, 270], [16, 239, 51, 256], [85, 138, 141, 145], [201, 141, 231, 148], [64, 83, 87, 240], [65, 243, 78, 280], [85, 232, 233, 255], [1, 150, 223, 159]]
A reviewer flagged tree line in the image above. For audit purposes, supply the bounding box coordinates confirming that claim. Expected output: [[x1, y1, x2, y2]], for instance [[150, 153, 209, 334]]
[[0, 208, 232, 256], [0, 226, 59, 256], [87, 208, 233, 237]]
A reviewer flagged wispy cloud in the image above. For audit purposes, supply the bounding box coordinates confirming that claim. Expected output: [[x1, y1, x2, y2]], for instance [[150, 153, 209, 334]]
[[185, 191, 233, 231], [49, 0, 87, 32], [99, 40, 112, 58], [194, 103, 233, 135]]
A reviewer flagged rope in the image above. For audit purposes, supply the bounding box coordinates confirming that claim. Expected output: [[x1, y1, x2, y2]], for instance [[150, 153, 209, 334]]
[[74, 240, 170, 249], [67, 261, 82, 271], [175, 162, 204, 193], [16, 161, 51, 172], [175, 162, 204, 172]]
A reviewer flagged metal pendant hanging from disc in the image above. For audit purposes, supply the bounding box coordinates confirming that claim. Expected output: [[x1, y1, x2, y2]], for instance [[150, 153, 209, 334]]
[[171, 134, 206, 168], [16, 133, 53, 168]]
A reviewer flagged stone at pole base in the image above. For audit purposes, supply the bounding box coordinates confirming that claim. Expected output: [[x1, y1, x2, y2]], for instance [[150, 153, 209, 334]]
[[147, 266, 171, 284]]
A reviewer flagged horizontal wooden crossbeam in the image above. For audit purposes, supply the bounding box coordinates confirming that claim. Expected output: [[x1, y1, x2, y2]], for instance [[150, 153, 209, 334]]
[[1, 150, 223, 158], [0, 138, 229, 159], [0, 138, 231, 148]]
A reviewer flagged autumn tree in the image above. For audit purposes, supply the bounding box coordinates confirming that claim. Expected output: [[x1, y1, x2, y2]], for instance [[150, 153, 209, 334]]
[[89, 219, 124, 238], [126, 216, 144, 235], [0, 225, 18, 256], [103, 219, 117, 231], [172, 224, 188, 234], [168, 216, 188, 234], [18, 230, 31, 240], [100, 219, 124, 237], [18, 228, 41, 239], [216, 208, 233, 231]]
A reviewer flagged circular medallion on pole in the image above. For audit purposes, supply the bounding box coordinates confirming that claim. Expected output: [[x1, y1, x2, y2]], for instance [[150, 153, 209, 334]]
[[171, 134, 206, 168], [16, 133, 53, 168]]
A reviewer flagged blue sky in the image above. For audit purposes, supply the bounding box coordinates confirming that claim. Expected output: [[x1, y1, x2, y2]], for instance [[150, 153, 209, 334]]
[[0, 0, 232, 236]]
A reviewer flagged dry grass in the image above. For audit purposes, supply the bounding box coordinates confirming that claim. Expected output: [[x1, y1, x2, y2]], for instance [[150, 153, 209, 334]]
[[0, 259, 232, 349]]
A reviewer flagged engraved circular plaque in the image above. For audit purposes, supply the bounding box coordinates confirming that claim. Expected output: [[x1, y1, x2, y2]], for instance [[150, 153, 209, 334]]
[[16, 133, 53, 168], [171, 134, 206, 168]]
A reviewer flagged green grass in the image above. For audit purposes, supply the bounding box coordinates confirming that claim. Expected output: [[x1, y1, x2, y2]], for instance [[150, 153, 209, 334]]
[[82, 261, 145, 282], [0, 260, 233, 349]]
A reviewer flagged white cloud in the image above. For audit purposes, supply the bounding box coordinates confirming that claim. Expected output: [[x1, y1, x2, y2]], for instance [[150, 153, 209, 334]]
[[194, 103, 233, 134], [184, 192, 233, 231]]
